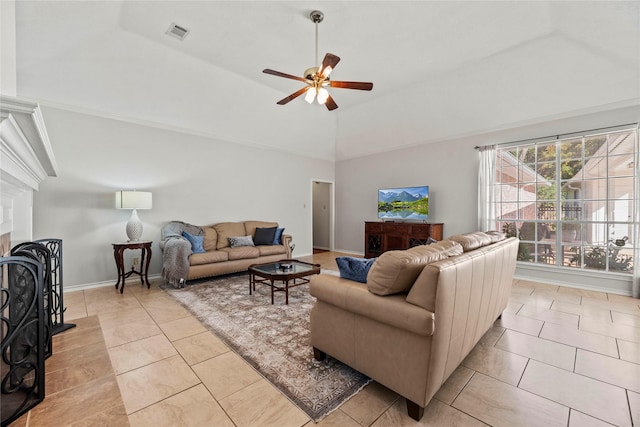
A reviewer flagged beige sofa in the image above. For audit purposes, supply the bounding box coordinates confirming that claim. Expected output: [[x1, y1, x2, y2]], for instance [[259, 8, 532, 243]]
[[309, 232, 518, 420], [160, 220, 292, 286]]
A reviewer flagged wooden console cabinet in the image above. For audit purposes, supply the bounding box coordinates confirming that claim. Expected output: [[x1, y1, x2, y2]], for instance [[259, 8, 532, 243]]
[[365, 222, 444, 258]]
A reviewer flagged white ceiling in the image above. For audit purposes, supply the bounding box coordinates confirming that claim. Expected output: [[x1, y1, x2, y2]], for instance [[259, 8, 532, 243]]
[[15, 1, 640, 161]]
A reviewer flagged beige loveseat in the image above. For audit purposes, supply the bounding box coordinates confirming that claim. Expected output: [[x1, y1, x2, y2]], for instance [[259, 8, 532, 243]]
[[160, 220, 292, 286], [309, 232, 518, 420]]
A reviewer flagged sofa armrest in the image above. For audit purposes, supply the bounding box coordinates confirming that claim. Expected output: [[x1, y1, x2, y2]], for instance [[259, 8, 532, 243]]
[[282, 234, 293, 258], [310, 274, 434, 336]]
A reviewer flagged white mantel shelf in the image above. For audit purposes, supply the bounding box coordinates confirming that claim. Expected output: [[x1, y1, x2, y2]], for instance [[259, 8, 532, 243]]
[[0, 95, 57, 237]]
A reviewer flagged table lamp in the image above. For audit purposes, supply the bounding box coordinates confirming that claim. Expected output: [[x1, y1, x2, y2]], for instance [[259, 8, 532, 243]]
[[115, 191, 152, 241]]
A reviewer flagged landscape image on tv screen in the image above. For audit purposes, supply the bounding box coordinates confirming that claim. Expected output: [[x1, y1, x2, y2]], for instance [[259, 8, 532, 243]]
[[378, 186, 429, 220]]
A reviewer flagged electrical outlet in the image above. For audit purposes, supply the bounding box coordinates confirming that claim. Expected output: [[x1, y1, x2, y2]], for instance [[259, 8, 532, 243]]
[[132, 257, 140, 266]]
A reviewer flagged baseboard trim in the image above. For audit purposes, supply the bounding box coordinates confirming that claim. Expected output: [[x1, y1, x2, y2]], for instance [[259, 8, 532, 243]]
[[64, 273, 163, 293], [514, 264, 633, 296], [332, 249, 365, 257]]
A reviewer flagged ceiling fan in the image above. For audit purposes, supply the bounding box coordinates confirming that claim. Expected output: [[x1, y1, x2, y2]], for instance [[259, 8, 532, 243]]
[[263, 10, 373, 111]]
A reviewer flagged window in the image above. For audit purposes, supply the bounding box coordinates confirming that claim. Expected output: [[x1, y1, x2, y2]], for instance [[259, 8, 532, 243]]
[[495, 127, 637, 274]]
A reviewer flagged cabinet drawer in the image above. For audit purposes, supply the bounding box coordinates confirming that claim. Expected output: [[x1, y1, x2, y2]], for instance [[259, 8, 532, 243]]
[[381, 223, 409, 233], [365, 222, 383, 233], [409, 224, 431, 234]]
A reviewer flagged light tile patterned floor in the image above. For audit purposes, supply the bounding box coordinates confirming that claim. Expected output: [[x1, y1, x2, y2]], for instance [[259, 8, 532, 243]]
[[16, 252, 640, 426]]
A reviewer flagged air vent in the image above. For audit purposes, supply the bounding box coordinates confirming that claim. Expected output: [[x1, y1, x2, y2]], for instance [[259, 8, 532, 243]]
[[166, 23, 189, 41]]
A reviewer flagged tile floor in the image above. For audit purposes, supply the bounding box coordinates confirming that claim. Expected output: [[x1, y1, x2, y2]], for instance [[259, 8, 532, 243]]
[[14, 251, 640, 426]]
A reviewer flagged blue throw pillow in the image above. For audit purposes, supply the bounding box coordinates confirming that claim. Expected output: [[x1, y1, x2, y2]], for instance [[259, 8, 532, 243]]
[[273, 227, 285, 245], [336, 256, 377, 283], [182, 231, 205, 253]]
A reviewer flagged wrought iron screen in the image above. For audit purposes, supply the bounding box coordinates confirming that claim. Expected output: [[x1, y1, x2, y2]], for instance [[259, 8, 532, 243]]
[[34, 239, 75, 335], [11, 243, 53, 359], [1, 255, 46, 427]]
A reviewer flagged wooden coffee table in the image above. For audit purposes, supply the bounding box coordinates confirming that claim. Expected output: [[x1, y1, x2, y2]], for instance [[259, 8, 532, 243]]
[[248, 259, 321, 304]]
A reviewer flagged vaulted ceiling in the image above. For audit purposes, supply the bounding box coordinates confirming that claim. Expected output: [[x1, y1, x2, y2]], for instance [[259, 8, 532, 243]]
[[15, 1, 640, 160]]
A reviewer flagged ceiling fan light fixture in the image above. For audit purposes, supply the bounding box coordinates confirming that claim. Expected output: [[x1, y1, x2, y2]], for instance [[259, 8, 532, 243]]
[[305, 87, 316, 104], [317, 88, 329, 104], [262, 9, 373, 111]]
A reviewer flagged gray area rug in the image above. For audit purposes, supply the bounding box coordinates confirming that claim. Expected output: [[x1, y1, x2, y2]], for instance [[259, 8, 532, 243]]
[[163, 272, 370, 422]]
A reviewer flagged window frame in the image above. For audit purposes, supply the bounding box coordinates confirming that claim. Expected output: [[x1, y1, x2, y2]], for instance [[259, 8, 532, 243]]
[[494, 125, 637, 275]]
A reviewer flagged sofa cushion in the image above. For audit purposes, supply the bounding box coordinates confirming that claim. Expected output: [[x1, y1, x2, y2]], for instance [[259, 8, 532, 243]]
[[336, 257, 376, 283], [214, 222, 247, 249], [245, 221, 278, 238], [202, 227, 218, 252], [430, 239, 464, 257], [485, 230, 507, 243], [220, 246, 260, 260], [257, 245, 287, 256], [273, 227, 285, 245], [189, 250, 229, 266], [367, 244, 450, 296], [182, 231, 205, 254], [254, 227, 277, 245], [448, 232, 493, 252]]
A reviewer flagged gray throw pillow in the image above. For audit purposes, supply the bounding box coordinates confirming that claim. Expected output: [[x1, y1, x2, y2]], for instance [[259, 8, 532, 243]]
[[228, 235, 255, 248]]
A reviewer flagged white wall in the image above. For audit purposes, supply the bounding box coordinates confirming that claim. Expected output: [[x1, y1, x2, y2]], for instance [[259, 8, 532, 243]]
[[335, 140, 477, 254], [33, 106, 334, 289], [0, 0, 17, 96]]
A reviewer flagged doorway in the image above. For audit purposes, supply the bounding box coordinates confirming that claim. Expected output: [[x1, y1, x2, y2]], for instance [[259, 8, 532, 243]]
[[312, 181, 333, 252]]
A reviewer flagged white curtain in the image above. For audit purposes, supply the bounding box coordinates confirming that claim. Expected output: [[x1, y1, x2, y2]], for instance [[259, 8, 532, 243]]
[[478, 145, 496, 232], [633, 125, 640, 298]]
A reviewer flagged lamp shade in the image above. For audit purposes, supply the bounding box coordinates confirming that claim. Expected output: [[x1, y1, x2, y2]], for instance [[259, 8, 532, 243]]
[[115, 191, 152, 241], [115, 191, 152, 210]]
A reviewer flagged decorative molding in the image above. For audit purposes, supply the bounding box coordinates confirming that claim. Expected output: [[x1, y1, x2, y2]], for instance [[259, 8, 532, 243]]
[[0, 95, 57, 237]]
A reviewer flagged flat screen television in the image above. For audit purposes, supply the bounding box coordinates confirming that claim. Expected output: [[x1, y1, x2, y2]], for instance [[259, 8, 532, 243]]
[[378, 186, 429, 220]]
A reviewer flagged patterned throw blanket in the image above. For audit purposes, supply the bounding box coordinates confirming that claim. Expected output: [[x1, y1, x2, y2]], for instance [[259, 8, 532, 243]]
[[159, 221, 203, 288]]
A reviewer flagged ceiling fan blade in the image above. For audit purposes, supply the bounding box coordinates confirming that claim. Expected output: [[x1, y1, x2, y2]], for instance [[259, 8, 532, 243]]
[[319, 53, 341, 77], [330, 81, 374, 91], [263, 69, 310, 84], [324, 94, 338, 111], [276, 86, 311, 105]]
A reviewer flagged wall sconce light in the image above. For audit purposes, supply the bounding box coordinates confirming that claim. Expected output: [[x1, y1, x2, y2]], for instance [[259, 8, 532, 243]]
[[115, 191, 152, 241]]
